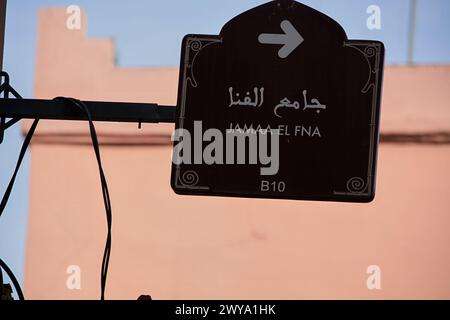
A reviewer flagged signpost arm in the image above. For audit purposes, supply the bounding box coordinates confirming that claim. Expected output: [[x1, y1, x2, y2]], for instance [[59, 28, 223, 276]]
[[0, 98, 176, 124], [0, 69, 176, 141]]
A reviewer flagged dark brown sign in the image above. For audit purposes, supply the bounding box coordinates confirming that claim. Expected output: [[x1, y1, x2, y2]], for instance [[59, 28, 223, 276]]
[[171, 0, 385, 203]]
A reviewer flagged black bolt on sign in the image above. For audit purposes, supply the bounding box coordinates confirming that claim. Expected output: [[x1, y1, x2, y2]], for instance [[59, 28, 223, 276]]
[[171, 0, 385, 203]]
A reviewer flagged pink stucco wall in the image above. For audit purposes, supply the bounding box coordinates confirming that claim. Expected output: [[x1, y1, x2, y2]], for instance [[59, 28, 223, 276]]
[[23, 8, 450, 299]]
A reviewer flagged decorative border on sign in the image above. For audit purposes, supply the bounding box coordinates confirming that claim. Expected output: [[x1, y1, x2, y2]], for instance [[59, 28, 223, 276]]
[[174, 36, 222, 190], [334, 42, 382, 196], [177, 170, 200, 188]]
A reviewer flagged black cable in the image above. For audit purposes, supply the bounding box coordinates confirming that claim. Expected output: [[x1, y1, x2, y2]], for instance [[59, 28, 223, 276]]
[[0, 259, 4, 298], [0, 119, 39, 218], [1, 97, 113, 300], [54, 97, 112, 300], [0, 257, 25, 300], [0, 119, 38, 300]]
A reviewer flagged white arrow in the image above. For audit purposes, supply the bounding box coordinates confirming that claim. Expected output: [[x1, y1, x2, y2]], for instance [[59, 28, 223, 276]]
[[258, 20, 304, 59]]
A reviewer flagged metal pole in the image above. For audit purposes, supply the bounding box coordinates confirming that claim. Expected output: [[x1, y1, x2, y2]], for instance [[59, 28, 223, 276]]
[[0, 1, 7, 143], [0, 0, 6, 70], [407, 0, 417, 65]]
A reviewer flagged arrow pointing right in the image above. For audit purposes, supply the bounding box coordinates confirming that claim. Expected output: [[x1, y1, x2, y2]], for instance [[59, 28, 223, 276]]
[[258, 20, 304, 59]]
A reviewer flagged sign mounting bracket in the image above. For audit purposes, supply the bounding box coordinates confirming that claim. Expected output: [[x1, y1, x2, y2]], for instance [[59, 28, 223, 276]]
[[0, 72, 176, 144]]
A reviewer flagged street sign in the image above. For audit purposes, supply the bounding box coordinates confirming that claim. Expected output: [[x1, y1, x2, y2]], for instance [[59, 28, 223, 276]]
[[171, 0, 385, 203]]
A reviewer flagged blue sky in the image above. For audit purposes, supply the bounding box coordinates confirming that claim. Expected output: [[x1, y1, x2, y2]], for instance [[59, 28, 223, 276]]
[[1, 0, 449, 297]]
